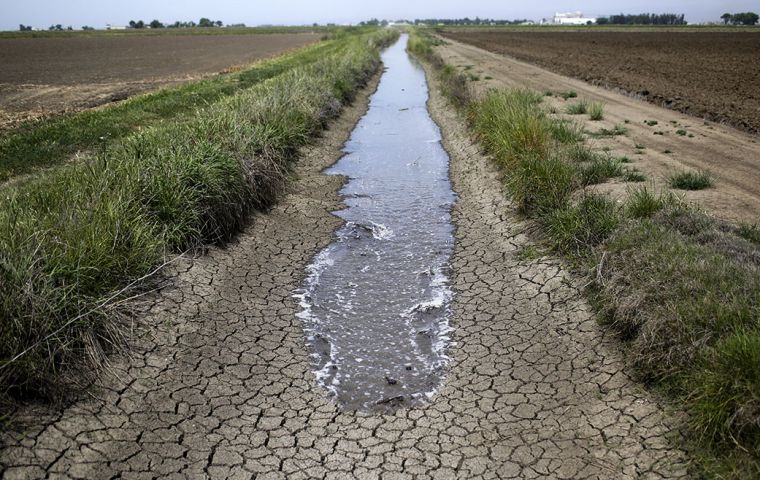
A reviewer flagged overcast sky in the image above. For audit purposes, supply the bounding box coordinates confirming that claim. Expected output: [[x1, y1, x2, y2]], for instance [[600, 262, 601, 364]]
[[2, 0, 757, 30]]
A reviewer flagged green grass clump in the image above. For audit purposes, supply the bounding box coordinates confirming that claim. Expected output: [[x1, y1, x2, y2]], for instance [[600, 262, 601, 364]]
[[559, 90, 578, 100], [737, 224, 760, 245], [579, 156, 623, 185], [622, 168, 646, 182], [544, 194, 620, 256], [565, 100, 589, 115], [588, 102, 604, 121], [0, 28, 397, 404], [566, 144, 599, 163], [624, 184, 679, 218], [669, 170, 713, 190], [645, 120, 658, 126], [548, 120, 584, 144], [470, 89, 548, 166], [690, 332, 760, 456], [596, 216, 760, 471], [507, 152, 577, 215], [470, 89, 580, 215], [676, 129, 688, 136]]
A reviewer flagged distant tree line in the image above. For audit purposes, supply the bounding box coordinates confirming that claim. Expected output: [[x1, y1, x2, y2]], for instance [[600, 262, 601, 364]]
[[19, 24, 96, 31], [47, 24, 74, 31], [596, 13, 686, 25], [128, 18, 224, 29], [720, 12, 759, 25], [360, 18, 531, 26]]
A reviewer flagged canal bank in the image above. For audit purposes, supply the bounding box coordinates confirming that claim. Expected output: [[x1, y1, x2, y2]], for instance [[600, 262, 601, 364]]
[[1, 36, 686, 479]]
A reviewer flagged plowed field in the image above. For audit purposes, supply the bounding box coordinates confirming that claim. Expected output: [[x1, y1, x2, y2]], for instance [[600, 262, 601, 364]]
[[440, 30, 760, 134]]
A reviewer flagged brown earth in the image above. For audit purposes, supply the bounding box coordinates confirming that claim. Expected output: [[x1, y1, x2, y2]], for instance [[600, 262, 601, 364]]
[[440, 30, 760, 135], [434, 36, 760, 225], [0, 33, 320, 128], [0, 50, 686, 478]]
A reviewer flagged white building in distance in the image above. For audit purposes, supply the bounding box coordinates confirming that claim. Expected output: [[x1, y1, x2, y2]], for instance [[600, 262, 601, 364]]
[[552, 11, 597, 25]]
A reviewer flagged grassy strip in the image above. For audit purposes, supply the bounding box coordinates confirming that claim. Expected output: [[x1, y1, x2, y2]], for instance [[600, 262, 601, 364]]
[[0, 32, 367, 182], [0, 29, 399, 410], [409, 30, 760, 477]]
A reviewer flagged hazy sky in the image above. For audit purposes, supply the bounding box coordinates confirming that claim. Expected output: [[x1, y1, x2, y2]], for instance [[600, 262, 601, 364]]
[[2, 0, 757, 30]]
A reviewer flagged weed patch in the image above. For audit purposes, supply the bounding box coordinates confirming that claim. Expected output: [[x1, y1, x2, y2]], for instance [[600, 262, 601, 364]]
[[588, 102, 604, 121], [669, 170, 713, 190]]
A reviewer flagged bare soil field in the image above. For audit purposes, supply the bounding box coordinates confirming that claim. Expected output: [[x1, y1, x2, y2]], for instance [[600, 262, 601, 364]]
[[440, 30, 760, 135], [0, 33, 320, 128], [434, 37, 760, 225]]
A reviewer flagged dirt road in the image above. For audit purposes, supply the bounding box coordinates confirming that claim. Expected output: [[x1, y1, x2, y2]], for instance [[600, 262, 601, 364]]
[[1, 55, 686, 478], [435, 37, 760, 225], [440, 30, 760, 135], [0, 33, 320, 129]]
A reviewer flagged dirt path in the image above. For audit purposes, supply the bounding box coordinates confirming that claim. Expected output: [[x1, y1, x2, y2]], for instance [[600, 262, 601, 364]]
[[436, 37, 760, 225], [1, 58, 686, 479]]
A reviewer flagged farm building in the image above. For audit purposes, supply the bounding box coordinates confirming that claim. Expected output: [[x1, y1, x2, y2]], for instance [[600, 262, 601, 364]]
[[551, 11, 597, 25]]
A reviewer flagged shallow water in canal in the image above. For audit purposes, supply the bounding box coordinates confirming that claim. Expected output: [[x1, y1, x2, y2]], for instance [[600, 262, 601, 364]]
[[295, 34, 456, 412]]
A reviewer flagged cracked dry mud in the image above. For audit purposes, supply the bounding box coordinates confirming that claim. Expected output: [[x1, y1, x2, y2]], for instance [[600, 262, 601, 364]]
[[1, 59, 687, 479]]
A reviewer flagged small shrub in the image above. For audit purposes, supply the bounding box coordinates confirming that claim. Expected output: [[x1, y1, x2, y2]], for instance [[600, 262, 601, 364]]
[[676, 129, 688, 136], [645, 120, 658, 126], [560, 90, 578, 100], [669, 170, 714, 190], [588, 102, 604, 121]]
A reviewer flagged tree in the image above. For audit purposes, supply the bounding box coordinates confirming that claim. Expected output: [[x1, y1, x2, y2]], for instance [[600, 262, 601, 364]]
[[128, 20, 145, 29], [198, 17, 213, 27], [724, 11, 759, 25], [737, 12, 759, 25], [149, 19, 164, 28], [82, 25, 94, 30], [19, 24, 32, 31]]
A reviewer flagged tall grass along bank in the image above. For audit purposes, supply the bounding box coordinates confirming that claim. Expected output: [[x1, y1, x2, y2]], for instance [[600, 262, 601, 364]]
[[0, 28, 379, 183], [0, 29, 398, 412], [409, 29, 760, 478]]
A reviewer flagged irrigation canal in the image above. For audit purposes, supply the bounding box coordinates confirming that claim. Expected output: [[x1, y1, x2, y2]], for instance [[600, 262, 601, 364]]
[[296, 34, 457, 412]]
